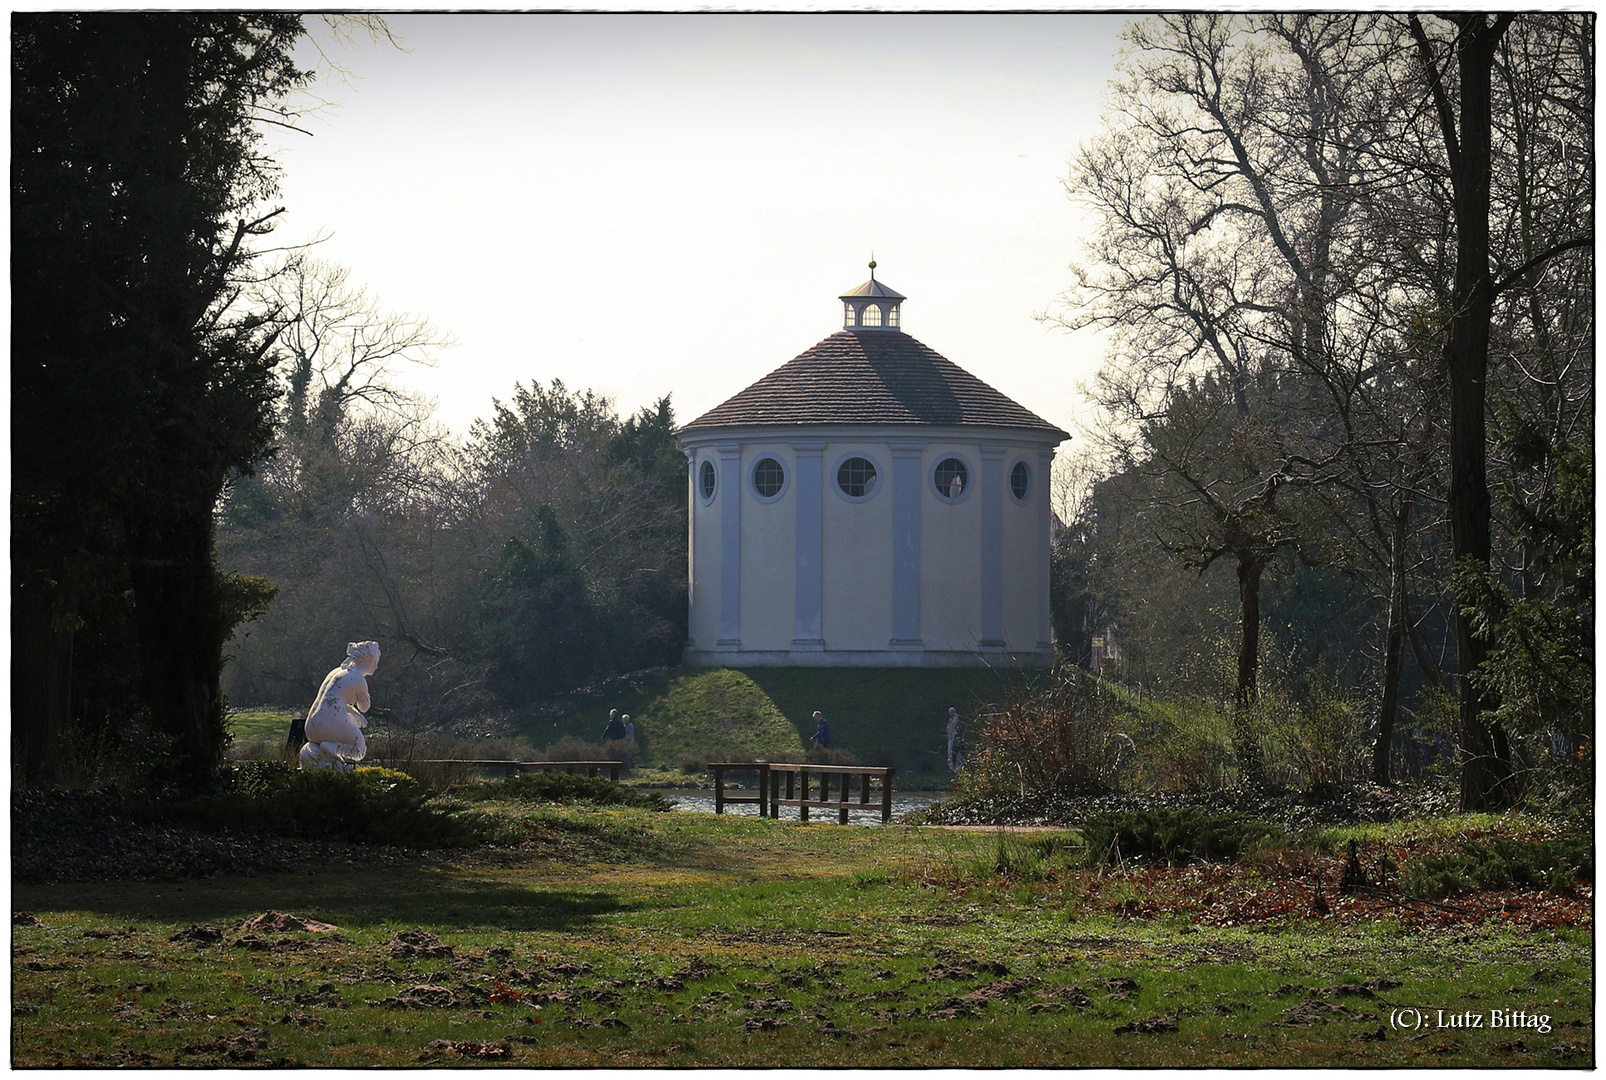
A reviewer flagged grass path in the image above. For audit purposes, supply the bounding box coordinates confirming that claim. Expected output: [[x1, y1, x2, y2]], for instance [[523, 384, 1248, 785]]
[[12, 807, 1594, 1067]]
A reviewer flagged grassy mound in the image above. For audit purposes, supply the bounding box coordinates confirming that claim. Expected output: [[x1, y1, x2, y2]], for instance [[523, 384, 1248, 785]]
[[634, 669, 805, 767]]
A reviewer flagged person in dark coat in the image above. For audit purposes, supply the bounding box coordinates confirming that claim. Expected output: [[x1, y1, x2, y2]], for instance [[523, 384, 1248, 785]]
[[810, 711, 830, 749], [603, 708, 626, 743]]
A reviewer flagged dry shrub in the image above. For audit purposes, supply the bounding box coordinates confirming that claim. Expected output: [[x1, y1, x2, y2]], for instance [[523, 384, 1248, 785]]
[[1255, 671, 1370, 795], [1132, 698, 1236, 792], [541, 735, 611, 762], [965, 670, 1120, 796]]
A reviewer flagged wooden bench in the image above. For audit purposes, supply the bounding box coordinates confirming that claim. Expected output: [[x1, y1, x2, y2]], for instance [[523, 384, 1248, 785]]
[[376, 759, 623, 782], [708, 762, 895, 824]]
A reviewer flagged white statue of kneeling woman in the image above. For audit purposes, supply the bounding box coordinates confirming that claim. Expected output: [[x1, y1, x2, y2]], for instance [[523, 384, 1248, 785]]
[[299, 641, 380, 772]]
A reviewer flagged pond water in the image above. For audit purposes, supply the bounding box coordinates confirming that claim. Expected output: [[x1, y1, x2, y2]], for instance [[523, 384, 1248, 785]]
[[656, 787, 951, 825]]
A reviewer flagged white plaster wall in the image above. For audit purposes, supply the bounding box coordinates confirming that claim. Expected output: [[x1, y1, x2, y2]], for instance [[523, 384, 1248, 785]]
[[681, 424, 1061, 667], [821, 440, 895, 650], [919, 441, 982, 651], [738, 444, 796, 650]]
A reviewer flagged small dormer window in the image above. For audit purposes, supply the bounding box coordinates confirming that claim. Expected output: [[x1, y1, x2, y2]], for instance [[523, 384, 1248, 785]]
[[888, 305, 899, 328], [844, 303, 857, 327], [863, 304, 882, 327]]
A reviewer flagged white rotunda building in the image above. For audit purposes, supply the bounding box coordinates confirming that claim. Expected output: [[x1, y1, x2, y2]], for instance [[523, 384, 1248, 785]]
[[677, 264, 1069, 668]]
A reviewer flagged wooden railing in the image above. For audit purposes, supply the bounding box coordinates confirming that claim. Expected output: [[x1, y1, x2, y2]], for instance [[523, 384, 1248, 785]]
[[376, 759, 623, 782], [708, 762, 895, 824]]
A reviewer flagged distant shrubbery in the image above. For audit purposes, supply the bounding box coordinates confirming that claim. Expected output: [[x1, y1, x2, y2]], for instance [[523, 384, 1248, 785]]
[[960, 664, 1389, 798]]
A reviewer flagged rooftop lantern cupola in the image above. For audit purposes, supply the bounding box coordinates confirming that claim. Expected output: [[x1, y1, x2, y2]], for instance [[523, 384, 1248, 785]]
[[839, 258, 905, 331]]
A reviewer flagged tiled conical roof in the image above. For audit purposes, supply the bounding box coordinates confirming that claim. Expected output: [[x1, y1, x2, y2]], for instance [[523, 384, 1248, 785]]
[[680, 330, 1068, 439]]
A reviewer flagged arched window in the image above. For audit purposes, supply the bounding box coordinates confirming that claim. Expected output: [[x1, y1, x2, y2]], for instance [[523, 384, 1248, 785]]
[[887, 305, 899, 328], [934, 458, 968, 500], [700, 459, 717, 501], [1010, 461, 1030, 502], [752, 457, 786, 499], [843, 303, 857, 327], [862, 304, 882, 327]]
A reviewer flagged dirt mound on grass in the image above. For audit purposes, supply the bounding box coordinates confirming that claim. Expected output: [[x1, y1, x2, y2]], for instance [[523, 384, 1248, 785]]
[[238, 911, 340, 934], [374, 984, 457, 1008], [389, 929, 454, 959]]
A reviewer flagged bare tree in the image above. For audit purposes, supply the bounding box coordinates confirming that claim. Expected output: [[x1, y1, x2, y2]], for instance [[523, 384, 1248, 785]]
[[1053, 14, 1392, 784], [1400, 13, 1592, 809], [1057, 13, 1592, 800]]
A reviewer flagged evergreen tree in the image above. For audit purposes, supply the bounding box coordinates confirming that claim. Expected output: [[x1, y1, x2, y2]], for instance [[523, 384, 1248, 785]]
[[13, 14, 308, 788]]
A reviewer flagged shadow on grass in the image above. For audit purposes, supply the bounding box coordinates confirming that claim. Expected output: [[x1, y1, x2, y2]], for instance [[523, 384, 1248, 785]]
[[13, 866, 632, 932]]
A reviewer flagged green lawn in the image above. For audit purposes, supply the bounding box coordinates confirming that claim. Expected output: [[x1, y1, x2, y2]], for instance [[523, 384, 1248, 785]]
[[12, 805, 1593, 1068], [227, 708, 298, 745]]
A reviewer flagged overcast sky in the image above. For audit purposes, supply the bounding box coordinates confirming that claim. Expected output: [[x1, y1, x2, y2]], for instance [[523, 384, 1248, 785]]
[[270, 13, 1134, 444]]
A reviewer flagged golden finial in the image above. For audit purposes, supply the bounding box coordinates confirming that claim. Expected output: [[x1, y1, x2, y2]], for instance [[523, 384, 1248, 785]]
[[869, 253, 877, 279]]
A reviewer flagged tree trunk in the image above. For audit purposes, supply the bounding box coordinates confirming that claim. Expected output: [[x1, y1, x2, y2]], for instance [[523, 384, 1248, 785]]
[[124, 506, 230, 792], [286, 714, 308, 753], [12, 570, 73, 788], [1233, 549, 1270, 786], [1436, 15, 1517, 810], [1373, 501, 1411, 783]]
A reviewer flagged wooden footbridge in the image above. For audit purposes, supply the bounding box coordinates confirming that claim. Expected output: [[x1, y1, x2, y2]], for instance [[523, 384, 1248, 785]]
[[708, 762, 895, 824]]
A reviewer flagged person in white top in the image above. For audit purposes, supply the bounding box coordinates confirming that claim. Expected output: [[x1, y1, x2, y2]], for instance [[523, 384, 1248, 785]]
[[946, 707, 964, 772], [299, 641, 380, 772]]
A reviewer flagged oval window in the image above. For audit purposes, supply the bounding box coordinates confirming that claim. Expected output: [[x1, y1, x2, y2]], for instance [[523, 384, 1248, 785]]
[[752, 457, 785, 498], [1010, 461, 1030, 502], [699, 459, 717, 500], [836, 456, 878, 498], [934, 458, 968, 500]]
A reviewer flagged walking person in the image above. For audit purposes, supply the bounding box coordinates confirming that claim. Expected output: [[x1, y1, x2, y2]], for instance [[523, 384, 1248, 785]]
[[946, 707, 965, 772], [622, 715, 637, 767], [810, 711, 830, 749], [603, 708, 626, 743]]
